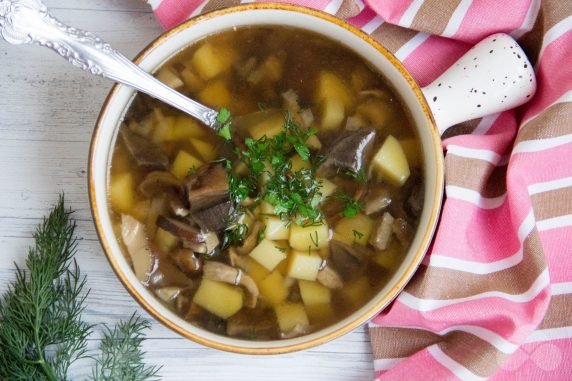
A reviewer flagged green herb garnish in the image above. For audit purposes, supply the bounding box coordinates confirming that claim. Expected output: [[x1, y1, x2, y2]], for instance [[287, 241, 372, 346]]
[[0, 196, 160, 381], [310, 230, 319, 247], [346, 168, 368, 183], [353, 229, 364, 242], [216, 107, 232, 141], [334, 190, 364, 218]]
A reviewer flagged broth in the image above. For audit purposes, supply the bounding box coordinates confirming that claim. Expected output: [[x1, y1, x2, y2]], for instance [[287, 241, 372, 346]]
[[109, 26, 423, 340]]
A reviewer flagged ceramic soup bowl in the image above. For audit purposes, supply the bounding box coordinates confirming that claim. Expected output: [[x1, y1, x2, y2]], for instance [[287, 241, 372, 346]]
[[89, 3, 536, 354]]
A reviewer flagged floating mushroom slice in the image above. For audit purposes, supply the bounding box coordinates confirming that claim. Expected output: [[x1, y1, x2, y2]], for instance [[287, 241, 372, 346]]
[[155, 287, 182, 303], [186, 163, 229, 212], [317, 129, 376, 177], [364, 187, 393, 215], [203, 261, 259, 308], [156, 215, 219, 253], [138, 171, 183, 199], [121, 214, 154, 282], [173, 248, 202, 275], [235, 220, 262, 255], [119, 128, 168, 171], [329, 240, 368, 281], [316, 264, 343, 289], [392, 217, 414, 248], [369, 212, 395, 251], [192, 201, 231, 233]]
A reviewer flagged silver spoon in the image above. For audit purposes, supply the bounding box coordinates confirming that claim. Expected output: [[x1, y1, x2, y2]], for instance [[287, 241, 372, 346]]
[[0, 0, 219, 127]]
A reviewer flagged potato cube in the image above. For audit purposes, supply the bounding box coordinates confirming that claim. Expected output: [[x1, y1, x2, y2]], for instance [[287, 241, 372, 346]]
[[131, 200, 150, 223], [290, 155, 311, 172], [316, 71, 352, 107], [287, 251, 323, 281], [191, 42, 235, 80], [306, 135, 322, 150], [339, 276, 371, 308], [151, 116, 176, 143], [156, 66, 184, 89], [180, 66, 205, 92], [259, 271, 288, 305], [249, 113, 285, 140], [170, 150, 203, 179], [320, 98, 345, 130], [372, 135, 411, 187], [189, 138, 216, 162], [110, 172, 134, 213], [299, 280, 331, 306], [245, 257, 270, 284], [372, 240, 403, 271], [172, 116, 207, 140], [305, 303, 335, 324], [399, 138, 421, 169], [198, 79, 232, 109], [193, 279, 243, 319], [249, 239, 288, 271], [263, 217, 290, 240], [289, 223, 330, 251], [154, 227, 178, 254], [259, 200, 277, 215], [275, 303, 309, 333], [333, 214, 374, 246]]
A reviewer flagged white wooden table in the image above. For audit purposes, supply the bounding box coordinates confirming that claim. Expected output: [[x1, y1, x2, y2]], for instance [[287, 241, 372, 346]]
[[0, 1, 374, 379]]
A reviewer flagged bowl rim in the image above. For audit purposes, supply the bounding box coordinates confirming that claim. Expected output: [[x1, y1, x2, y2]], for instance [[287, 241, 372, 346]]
[[88, 2, 444, 354]]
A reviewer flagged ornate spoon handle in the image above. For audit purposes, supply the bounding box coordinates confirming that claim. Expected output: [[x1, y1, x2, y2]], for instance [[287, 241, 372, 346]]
[[0, 0, 218, 128]]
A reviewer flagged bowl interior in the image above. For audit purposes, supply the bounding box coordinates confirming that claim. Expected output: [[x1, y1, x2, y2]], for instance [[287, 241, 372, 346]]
[[90, 4, 443, 353]]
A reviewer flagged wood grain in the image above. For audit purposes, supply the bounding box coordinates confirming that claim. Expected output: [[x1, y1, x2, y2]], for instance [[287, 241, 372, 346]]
[[0, 0, 374, 379]]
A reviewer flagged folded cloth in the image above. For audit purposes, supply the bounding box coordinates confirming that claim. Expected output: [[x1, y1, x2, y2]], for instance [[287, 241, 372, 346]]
[[148, 1, 572, 379]]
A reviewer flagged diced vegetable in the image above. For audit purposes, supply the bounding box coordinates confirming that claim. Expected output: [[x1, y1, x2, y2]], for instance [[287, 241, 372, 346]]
[[299, 280, 331, 306], [249, 239, 288, 271], [289, 223, 329, 251], [306, 135, 322, 150], [320, 99, 345, 130], [245, 257, 271, 284], [249, 113, 285, 140], [263, 217, 290, 240], [151, 116, 176, 143], [131, 200, 150, 223], [259, 200, 277, 215], [154, 227, 178, 254], [170, 150, 203, 179], [333, 214, 374, 246], [316, 71, 352, 107], [180, 66, 205, 92], [286, 251, 323, 281], [259, 271, 288, 305], [372, 135, 410, 187], [172, 116, 207, 140], [193, 278, 243, 319], [317, 177, 337, 200], [372, 240, 403, 271], [275, 303, 309, 333], [198, 79, 232, 109], [156, 66, 184, 89], [191, 42, 235, 80], [189, 138, 217, 162], [109, 172, 134, 213], [290, 155, 311, 172]]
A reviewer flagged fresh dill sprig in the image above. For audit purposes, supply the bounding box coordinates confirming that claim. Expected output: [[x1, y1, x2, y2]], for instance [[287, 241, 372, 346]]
[[0, 195, 160, 381], [90, 314, 161, 381], [333, 190, 364, 218]]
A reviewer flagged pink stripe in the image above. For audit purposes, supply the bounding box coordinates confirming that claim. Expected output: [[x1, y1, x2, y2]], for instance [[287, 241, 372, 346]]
[[491, 339, 572, 380], [401, 35, 472, 87], [376, 348, 455, 380], [346, 6, 378, 29], [155, 0, 201, 29], [522, 32, 572, 123], [364, 0, 412, 26], [373, 288, 551, 342], [541, 227, 572, 283], [259, 0, 332, 10], [511, 143, 572, 179], [454, 0, 533, 43], [443, 112, 517, 152], [432, 200, 523, 262]]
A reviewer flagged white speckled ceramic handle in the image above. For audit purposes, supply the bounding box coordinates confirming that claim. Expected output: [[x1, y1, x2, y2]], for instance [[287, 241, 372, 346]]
[[422, 33, 536, 135]]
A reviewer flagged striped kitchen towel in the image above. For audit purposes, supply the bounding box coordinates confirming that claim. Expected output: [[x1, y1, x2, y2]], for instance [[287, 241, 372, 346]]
[[148, 1, 572, 380]]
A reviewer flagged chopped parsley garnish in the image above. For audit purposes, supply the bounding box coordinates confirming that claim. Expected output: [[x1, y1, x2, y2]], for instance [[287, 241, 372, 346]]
[[216, 107, 232, 141], [334, 190, 364, 218]]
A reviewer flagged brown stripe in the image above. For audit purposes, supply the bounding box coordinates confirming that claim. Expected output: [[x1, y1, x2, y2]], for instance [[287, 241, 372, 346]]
[[406, 231, 546, 300], [517, 102, 572, 143], [369, 327, 441, 359], [370, 23, 418, 54], [441, 118, 481, 139], [445, 155, 508, 198], [532, 187, 572, 221], [411, 0, 461, 36], [335, 0, 362, 20], [517, 7, 544, 65], [439, 332, 510, 378], [543, 0, 572, 32], [539, 294, 572, 329], [201, 0, 240, 14]]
